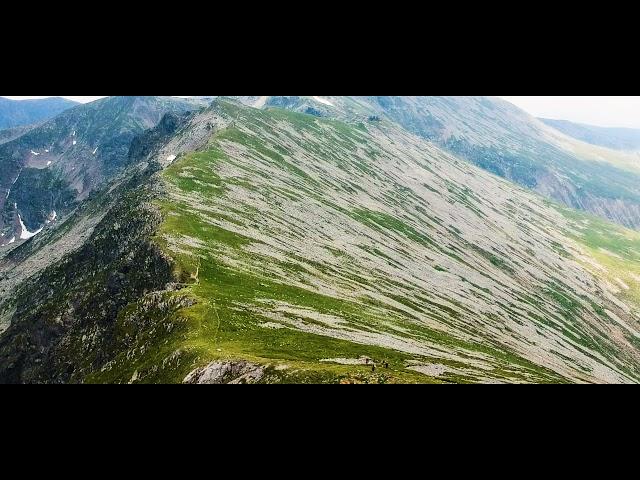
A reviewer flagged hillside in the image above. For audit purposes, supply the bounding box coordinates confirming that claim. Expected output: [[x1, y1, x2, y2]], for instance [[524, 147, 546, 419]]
[[0, 96, 202, 246], [0, 125, 36, 145], [249, 97, 640, 231], [0, 97, 78, 129], [1, 99, 640, 383]]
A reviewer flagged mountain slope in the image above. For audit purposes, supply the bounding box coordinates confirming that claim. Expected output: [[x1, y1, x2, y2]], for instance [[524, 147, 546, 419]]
[[540, 118, 640, 151], [358, 96, 640, 230], [2, 99, 640, 383], [0, 125, 36, 145], [0, 97, 78, 129], [254, 96, 640, 231], [0, 96, 201, 246]]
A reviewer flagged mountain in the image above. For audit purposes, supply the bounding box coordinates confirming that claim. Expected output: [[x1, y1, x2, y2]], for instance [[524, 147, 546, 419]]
[[0, 97, 79, 129], [357, 97, 640, 230], [1, 98, 640, 384], [252, 96, 640, 231], [540, 118, 640, 151], [0, 96, 203, 246], [0, 125, 35, 145]]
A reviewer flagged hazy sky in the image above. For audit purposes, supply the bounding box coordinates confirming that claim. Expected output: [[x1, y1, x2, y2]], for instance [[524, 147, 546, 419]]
[[4, 96, 640, 129], [3, 96, 107, 103], [499, 96, 640, 129]]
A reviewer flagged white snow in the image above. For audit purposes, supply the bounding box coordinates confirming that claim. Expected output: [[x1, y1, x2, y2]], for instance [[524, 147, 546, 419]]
[[8, 237, 15, 244], [45, 211, 57, 224], [72, 131, 76, 136], [18, 214, 43, 240], [47, 161, 52, 166], [72, 141, 77, 146], [6, 171, 21, 199], [312, 96, 334, 107], [166, 155, 177, 162], [93, 147, 98, 155], [45, 149, 49, 153], [30, 150, 40, 156]]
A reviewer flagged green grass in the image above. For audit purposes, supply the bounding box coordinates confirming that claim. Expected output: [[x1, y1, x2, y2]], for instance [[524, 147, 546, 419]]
[[105, 103, 605, 384]]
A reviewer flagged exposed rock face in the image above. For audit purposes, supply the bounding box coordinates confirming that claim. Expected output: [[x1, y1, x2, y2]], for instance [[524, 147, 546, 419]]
[[127, 112, 190, 165], [0, 96, 200, 246], [535, 172, 640, 229], [183, 361, 266, 384], [0, 169, 177, 384]]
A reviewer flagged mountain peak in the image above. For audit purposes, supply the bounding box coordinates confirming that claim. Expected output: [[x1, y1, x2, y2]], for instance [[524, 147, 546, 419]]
[[0, 97, 79, 129]]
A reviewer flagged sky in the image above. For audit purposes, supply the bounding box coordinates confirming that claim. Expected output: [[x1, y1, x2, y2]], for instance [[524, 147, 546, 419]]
[[3, 96, 107, 103], [4, 96, 640, 129], [499, 96, 640, 129]]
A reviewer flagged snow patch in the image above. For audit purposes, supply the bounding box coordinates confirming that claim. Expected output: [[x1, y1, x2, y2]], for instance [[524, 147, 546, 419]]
[[30, 150, 40, 156], [6, 171, 21, 199], [45, 211, 57, 224], [18, 214, 43, 240], [72, 130, 76, 136], [166, 155, 177, 162], [47, 161, 52, 166], [8, 237, 15, 244], [312, 96, 334, 107], [45, 149, 49, 153], [72, 140, 77, 146], [93, 147, 98, 155]]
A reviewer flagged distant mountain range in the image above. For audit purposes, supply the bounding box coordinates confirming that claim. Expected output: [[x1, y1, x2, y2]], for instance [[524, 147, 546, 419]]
[[540, 118, 640, 151], [0, 97, 79, 129]]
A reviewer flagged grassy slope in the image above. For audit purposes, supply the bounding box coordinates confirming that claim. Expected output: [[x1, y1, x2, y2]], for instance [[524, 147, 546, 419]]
[[153, 113, 445, 384], [83, 101, 640, 384], [559, 204, 640, 318]]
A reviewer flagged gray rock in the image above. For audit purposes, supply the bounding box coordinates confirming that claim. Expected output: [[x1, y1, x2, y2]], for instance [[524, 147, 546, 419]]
[[183, 361, 265, 384]]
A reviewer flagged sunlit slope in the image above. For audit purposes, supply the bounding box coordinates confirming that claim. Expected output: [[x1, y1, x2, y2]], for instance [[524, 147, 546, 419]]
[[560, 205, 640, 324], [149, 101, 640, 383]]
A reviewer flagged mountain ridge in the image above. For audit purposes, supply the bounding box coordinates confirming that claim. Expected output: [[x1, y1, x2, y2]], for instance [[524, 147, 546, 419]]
[[245, 96, 640, 230], [2, 98, 640, 383], [540, 117, 640, 151], [0, 96, 203, 246], [0, 97, 79, 129]]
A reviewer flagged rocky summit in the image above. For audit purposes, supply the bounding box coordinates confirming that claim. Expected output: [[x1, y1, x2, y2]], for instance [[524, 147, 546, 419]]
[[1, 96, 640, 384]]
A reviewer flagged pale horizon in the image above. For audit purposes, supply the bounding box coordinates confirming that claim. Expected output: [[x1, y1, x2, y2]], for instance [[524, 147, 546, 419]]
[[4, 96, 640, 129]]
